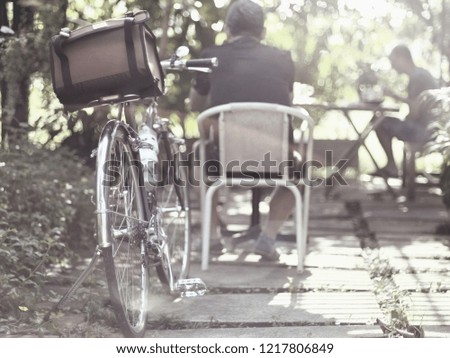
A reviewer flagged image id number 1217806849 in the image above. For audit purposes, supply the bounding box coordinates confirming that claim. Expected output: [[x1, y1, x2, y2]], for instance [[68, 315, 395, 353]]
[[259, 343, 334, 354]]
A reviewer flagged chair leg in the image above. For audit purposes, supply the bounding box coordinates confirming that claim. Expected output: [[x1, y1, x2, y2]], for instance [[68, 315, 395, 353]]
[[405, 149, 416, 201], [401, 148, 407, 189], [302, 185, 310, 248], [201, 183, 224, 271], [284, 185, 304, 272], [250, 188, 261, 227]]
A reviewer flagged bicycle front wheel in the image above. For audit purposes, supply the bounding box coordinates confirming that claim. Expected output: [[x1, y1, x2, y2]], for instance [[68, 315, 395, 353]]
[[155, 136, 191, 289], [96, 122, 149, 338]]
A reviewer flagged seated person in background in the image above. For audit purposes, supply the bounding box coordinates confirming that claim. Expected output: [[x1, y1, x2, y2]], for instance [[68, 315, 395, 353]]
[[189, 0, 296, 260], [373, 44, 438, 178]]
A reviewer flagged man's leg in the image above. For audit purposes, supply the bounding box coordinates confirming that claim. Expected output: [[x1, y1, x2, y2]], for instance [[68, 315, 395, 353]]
[[253, 186, 296, 260], [262, 187, 295, 239], [254, 151, 304, 260], [373, 116, 403, 176]]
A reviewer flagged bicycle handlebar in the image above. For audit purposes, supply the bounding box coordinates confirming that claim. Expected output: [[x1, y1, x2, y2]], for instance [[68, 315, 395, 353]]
[[160, 57, 218, 72], [185, 58, 219, 68]]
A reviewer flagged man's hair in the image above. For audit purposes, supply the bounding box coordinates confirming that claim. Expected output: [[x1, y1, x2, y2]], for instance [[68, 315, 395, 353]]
[[389, 44, 413, 62], [225, 0, 265, 38]]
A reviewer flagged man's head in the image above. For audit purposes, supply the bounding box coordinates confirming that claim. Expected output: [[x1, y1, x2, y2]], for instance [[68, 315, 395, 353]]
[[389, 44, 415, 74], [225, 0, 265, 39]]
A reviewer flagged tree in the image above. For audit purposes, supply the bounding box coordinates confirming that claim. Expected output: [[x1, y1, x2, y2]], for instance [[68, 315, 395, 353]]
[[0, 0, 67, 146], [1, 0, 34, 144], [395, 0, 450, 84], [1, 0, 449, 149]]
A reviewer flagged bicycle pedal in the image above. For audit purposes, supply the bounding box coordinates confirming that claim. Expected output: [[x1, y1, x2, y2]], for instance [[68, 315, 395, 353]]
[[175, 278, 207, 297]]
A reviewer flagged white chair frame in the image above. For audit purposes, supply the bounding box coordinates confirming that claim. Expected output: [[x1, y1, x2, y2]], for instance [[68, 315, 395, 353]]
[[197, 102, 314, 272]]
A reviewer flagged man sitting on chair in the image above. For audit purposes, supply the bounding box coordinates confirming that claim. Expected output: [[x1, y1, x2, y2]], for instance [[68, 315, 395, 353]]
[[189, 0, 296, 260], [373, 44, 438, 178]]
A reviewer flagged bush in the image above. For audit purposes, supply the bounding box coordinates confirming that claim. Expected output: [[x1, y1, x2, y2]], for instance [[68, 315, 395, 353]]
[[0, 142, 95, 325], [421, 88, 450, 207]]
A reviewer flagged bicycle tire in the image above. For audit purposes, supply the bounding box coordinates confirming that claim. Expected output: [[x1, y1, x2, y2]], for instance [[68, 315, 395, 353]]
[[154, 134, 191, 288], [96, 122, 149, 337]]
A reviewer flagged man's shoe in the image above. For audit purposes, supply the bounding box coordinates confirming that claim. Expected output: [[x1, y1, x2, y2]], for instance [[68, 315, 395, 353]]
[[253, 232, 279, 261], [229, 225, 261, 251], [210, 240, 225, 253]]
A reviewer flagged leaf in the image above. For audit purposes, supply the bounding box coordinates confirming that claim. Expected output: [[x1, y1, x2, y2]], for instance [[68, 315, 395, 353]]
[[18, 306, 29, 312]]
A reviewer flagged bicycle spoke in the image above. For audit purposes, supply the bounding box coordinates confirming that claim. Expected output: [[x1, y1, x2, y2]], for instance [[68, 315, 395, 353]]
[[98, 124, 149, 337], [155, 141, 191, 286]]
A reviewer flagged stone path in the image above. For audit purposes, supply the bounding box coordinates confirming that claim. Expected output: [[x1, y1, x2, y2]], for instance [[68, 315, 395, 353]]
[[145, 182, 450, 338], [14, 179, 449, 338]]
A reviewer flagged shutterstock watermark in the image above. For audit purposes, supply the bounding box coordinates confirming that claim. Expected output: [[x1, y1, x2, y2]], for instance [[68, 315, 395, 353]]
[[101, 150, 349, 188]]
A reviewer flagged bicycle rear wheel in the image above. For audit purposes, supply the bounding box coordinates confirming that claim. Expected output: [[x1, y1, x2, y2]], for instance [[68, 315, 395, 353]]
[[96, 122, 149, 337], [155, 136, 191, 289]]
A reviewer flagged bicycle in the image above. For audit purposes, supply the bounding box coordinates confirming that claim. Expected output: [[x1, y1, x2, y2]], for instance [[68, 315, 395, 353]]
[[45, 42, 217, 337], [94, 51, 217, 337]]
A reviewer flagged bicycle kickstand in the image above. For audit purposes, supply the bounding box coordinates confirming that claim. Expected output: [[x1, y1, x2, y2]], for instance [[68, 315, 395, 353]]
[[42, 246, 102, 323]]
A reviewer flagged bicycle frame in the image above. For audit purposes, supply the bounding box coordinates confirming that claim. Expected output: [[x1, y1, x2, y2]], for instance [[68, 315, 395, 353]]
[[96, 96, 197, 293]]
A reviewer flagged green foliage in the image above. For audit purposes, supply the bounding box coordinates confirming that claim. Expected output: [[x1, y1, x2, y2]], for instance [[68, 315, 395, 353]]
[[0, 141, 95, 326], [420, 88, 450, 207], [4, 0, 447, 144], [0, 1, 67, 125]]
